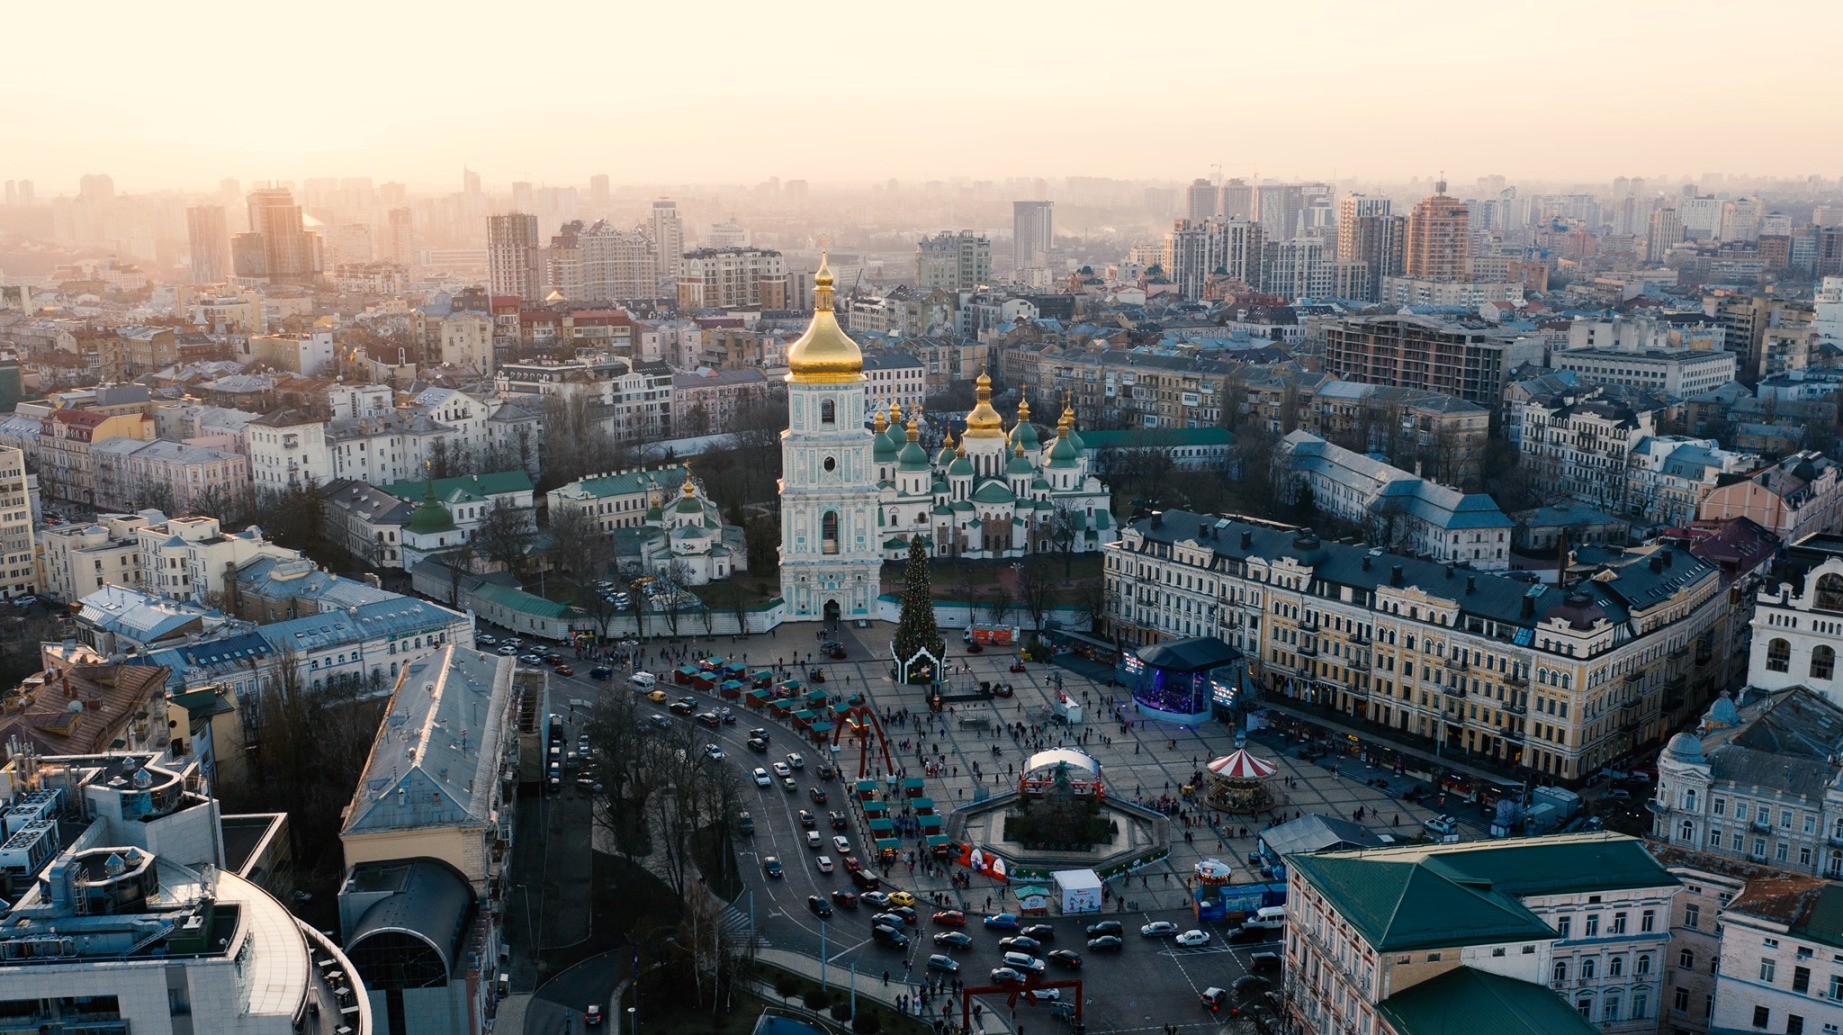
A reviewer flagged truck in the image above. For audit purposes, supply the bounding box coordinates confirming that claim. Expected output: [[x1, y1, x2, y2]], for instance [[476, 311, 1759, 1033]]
[[962, 626, 1019, 648]]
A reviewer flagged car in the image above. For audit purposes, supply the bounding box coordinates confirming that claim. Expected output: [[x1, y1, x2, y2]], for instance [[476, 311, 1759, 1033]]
[[1231, 975, 1271, 1002], [887, 890, 915, 908], [872, 911, 907, 929], [647, 715, 672, 731], [1086, 935, 1123, 952], [988, 967, 1025, 987], [860, 890, 891, 909], [816, 855, 835, 873], [1021, 988, 1061, 1002], [1021, 924, 1055, 942], [872, 924, 909, 948], [704, 744, 725, 760], [478, 634, 497, 645], [806, 831, 823, 850], [1248, 950, 1282, 973], [1175, 929, 1211, 947], [786, 752, 806, 769], [737, 811, 755, 835], [829, 811, 849, 830], [808, 895, 833, 918], [781, 776, 798, 792], [544, 652, 563, 664], [554, 664, 576, 676], [926, 953, 960, 973], [932, 910, 967, 927], [697, 712, 721, 728], [816, 762, 838, 780], [749, 728, 770, 742], [497, 644, 519, 655], [753, 768, 772, 787], [520, 653, 544, 664], [798, 809, 817, 829], [832, 835, 851, 853], [1605, 787, 1632, 801], [586, 1003, 603, 1026], [831, 889, 859, 909], [1228, 925, 1269, 944], [762, 856, 783, 878], [1200, 988, 1229, 1013], [1140, 921, 1180, 938], [809, 787, 829, 806], [842, 855, 863, 872], [1423, 814, 1458, 836], [669, 700, 696, 716], [647, 690, 668, 704], [1085, 920, 1123, 937], [889, 906, 919, 926], [934, 930, 973, 948], [590, 666, 613, 680], [1046, 949, 1082, 969], [1001, 951, 1045, 975], [999, 936, 1042, 953], [746, 737, 769, 753], [850, 869, 882, 891], [629, 672, 657, 690], [984, 913, 1022, 930], [771, 762, 792, 778]]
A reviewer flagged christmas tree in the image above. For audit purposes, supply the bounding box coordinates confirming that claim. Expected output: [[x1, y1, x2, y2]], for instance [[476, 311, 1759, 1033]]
[[892, 535, 944, 679]]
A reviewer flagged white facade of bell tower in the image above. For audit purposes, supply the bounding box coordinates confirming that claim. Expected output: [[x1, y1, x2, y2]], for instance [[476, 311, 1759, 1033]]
[[779, 378, 881, 620]]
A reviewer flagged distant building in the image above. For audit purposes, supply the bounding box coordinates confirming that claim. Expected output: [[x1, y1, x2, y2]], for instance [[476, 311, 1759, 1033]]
[[1698, 452, 1843, 543], [185, 203, 230, 283], [486, 211, 541, 302], [1404, 179, 1472, 281], [1013, 200, 1054, 267], [916, 230, 991, 292], [36, 510, 165, 602], [677, 247, 787, 310], [1323, 315, 1543, 411], [1553, 347, 1736, 400]]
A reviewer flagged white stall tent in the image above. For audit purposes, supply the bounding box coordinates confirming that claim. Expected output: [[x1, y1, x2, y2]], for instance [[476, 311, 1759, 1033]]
[[1052, 868, 1104, 913]]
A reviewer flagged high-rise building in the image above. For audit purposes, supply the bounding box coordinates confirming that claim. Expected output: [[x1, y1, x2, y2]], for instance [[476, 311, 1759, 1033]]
[[1335, 194, 1392, 259], [1718, 197, 1762, 242], [1185, 178, 1220, 222], [78, 173, 115, 202], [1164, 218, 1263, 299], [463, 167, 481, 195], [1221, 178, 1253, 220], [15, 180, 33, 206], [386, 207, 417, 265], [1405, 179, 1471, 282], [487, 211, 541, 301], [3, 181, 14, 206], [238, 187, 324, 284], [677, 247, 787, 310], [651, 199, 684, 288], [185, 205, 231, 284], [1013, 200, 1054, 267], [1646, 207, 1683, 263], [1253, 182, 1315, 241], [0, 446, 36, 600], [1259, 238, 1330, 300], [589, 173, 610, 209], [552, 219, 658, 302], [915, 230, 992, 292]]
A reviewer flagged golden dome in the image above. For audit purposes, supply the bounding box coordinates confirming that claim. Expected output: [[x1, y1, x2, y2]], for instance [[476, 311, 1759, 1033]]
[[681, 463, 697, 498], [1059, 392, 1076, 434], [890, 399, 902, 425], [964, 371, 1005, 439], [872, 403, 887, 434], [1016, 390, 1031, 425], [786, 253, 863, 384]]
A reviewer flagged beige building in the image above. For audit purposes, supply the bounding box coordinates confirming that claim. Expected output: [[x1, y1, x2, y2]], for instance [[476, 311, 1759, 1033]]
[[35, 408, 154, 506], [1285, 834, 1678, 1035], [677, 246, 787, 309], [36, 509, 165, 602], [1697, 452, 1843, 543], [136, 515, 291, 605], [1404, 180, 1472, 281], [0, 446, 34, 599], [1108, 511, 1741, 780], [90, 438, 250, 516]]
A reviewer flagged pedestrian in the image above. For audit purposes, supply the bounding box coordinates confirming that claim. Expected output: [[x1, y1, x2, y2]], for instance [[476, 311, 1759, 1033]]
[[884, 970, 891, 986]]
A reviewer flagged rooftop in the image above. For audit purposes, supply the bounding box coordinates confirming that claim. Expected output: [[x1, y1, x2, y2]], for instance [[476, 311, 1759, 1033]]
[[1378, 967, 1600, 1035]]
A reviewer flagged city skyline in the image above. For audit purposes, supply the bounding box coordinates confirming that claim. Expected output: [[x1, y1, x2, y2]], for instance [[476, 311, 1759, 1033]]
[[6, 0, 1840, 192]]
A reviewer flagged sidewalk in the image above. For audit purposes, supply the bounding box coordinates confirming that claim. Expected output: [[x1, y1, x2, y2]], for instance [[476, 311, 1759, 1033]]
[[1254, 695, 1532, 790]]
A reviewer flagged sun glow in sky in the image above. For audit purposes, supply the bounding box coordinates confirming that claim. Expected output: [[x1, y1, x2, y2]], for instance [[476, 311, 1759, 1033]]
[[7, 0, 1838, 193]]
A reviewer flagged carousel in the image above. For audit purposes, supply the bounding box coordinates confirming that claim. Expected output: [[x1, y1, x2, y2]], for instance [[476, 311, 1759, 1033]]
[[1203, 748, 1284, 815]]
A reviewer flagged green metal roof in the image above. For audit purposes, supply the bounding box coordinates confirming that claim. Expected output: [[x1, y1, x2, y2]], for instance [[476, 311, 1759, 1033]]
[[969, 480, 1016, 504], [468, 580, 585, 620], [1378, 967, 1600, 1035], [380, 470, 534, 504], [553, 469, 663, 501], [1077, 427, 1230, 450], [1288, 834, 1676, 953]]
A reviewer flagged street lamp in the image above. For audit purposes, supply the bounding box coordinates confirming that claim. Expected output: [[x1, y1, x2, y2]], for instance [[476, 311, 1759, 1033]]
[[627, 1006, 636, 1035]]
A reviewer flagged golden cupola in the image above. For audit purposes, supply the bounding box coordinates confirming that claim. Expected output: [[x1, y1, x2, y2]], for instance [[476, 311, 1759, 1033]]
[[786, 254, 863, 383], [964, 371, 1005, 439]]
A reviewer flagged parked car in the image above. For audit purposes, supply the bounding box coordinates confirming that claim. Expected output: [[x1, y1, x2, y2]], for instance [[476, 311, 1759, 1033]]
[[1248, 951, 1282, 973], [1140, 921, 1180, 938], [873, 925, 909, 948], [1021, 924, 1055, 942], [1175, 929, 1211, 947], [1046, 949, 1082, 969], [984, 913, 1022, 930], [1086, 935, 1123, 952], [1085, 920, 1123, 937], [859, 890, 890, 908], [887, 891, 915, 907], [926, 954, 960, 973], [933, 931, 973, 949]]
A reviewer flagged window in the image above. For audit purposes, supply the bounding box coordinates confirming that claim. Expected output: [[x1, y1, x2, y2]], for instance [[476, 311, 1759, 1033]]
[[1582, 958, 1597, 979], [1761, 959, 1777, 983], [1755, 1006, 1772, 1029], [1674, 987, 1689, 1013], [1793, 966, 1810, 993], [1637, 954, 1651, 975], [1558, 916, 1572, 939], [1831, 974, 1843, 1000], [819, 399, 836, 425], [1613, 912, 1628, 934], [823, 455, 836, 472], [1586, 915, 1601, 937], [821, 512, 838, 554], [1642, 909, 1656, 933], [1767, 638, 1792, 672], [1813, 646, 1836, 680], [1554, 960, 1569, 984], [1686, 904, 1700, 929], [1789, 1016, 1805, 1035], [1610, 956, 1624, 977], [1603, 995, 1621, 1023], [1680, 949, 1696, 969]]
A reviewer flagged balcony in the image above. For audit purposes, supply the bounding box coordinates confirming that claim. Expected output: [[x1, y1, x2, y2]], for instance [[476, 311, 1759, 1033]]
[[1447, 655, 1470, 672], [1298, 641, 1319, 657], [1751, 817, 1771, 832], [1301, 615, 1319, 632], [1440, 685, 1467, 699], [1349, 658, 1370, 672], [1497, 727, 1523, 742], [1506, 672, 1528, 688]]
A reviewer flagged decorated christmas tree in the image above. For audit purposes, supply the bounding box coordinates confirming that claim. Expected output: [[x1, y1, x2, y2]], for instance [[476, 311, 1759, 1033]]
[[892, 535, 944, 678]]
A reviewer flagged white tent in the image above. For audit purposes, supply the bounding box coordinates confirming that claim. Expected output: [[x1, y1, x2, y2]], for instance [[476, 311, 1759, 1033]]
[[1052, 868, 1104, 913]]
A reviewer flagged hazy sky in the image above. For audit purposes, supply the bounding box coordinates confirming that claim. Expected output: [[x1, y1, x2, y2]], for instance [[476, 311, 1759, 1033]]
[[7, 0, 1838, 195]]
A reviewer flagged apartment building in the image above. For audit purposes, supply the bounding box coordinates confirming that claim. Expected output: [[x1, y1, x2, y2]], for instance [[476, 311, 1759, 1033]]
[[1028, 349, 1233, 430], [1555, 348, 1738, 400], [1627, 437, 1758, 529], [546, 467, 685, 535], [1284, 834, 1677, 1035], [35, 408, 154, 505], [677, 246, 788, 309], [1517, 391, 1661, 515], [1323, 315, 1545, 411], [858, 351, 927, 414], [1652, 688, 1843, 880], [90, 438, 250, 515], [1164, 218, 1264, 299], [0, 446, 34, 599], [1107, 511, 1735, 779], [36, 510, 165, 602], [1303, 380, 1491, 486], [916, 230, 991, 292], [1280, 431, 1513, 568], [673, 367, 772, 436], [137, 515, 292, 605], [1708, 877, 1843, 1035], [1699, 453, 1843, 543]]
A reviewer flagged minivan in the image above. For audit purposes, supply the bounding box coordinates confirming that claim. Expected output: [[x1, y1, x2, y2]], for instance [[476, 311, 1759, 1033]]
[[630, 671, 658, 690], [1240, 906, 1286, 932]]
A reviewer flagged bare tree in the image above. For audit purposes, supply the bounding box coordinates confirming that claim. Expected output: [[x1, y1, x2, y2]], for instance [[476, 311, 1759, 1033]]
[[474, 498, 533, 579], [1017, 560, 1060, 634]]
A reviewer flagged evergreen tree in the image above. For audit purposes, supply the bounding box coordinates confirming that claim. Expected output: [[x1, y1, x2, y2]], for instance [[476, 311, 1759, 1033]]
[[892, 535, 944, 676]]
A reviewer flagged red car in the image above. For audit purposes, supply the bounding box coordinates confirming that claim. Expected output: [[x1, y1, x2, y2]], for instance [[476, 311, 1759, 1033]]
[[842, 855, 863, 873], [554, 664, 575, 676], [932, 910, 967, 927]]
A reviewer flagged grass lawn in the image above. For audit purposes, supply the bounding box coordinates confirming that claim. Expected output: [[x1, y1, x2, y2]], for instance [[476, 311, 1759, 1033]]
[[695, 578, 782, 612]]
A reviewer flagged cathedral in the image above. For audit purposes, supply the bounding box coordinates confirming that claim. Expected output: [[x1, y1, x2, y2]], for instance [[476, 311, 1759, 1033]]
[[779, 261, 1115, 622]]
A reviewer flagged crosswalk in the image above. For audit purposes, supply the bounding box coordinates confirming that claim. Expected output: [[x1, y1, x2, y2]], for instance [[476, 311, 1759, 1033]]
[[722, 902, 769, 947]]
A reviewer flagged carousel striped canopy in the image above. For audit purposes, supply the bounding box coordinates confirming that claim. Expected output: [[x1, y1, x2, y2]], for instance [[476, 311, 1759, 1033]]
[[1206, 749, 1278, 780]]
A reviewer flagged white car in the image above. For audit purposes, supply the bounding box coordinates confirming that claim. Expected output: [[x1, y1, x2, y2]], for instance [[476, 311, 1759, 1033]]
[[771, 761, 792, 778], [752, 768, 772, 787], [806, 831, 823, 850], [704, 744, 725, 760], [832, 835, 851, 853], [1175, 929, 1210, 947], [1140, 921, 1180, 938], [786, 752, 806, 769], [497, 645, 518, 656]]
